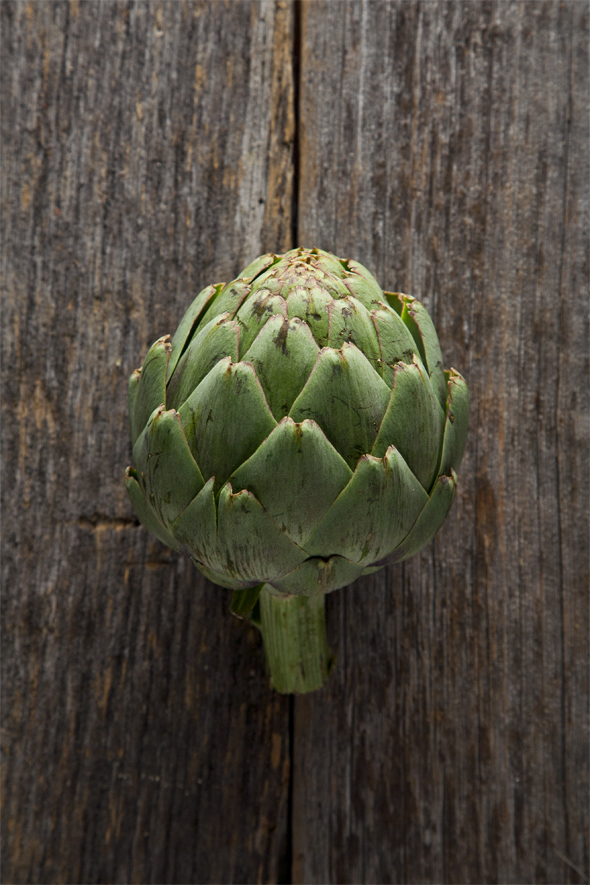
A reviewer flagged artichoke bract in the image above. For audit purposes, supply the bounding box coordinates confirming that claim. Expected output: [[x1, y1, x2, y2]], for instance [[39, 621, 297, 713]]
[[126, 247, 469, 693]]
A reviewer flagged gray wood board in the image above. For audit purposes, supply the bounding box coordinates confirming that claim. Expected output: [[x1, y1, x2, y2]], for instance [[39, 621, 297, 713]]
[[1, 2, 294, 883], [2, 1, 588, 884], [294, 2, 588, 884]]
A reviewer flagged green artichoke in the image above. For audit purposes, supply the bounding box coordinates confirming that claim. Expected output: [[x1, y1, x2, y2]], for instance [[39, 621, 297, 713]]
[[126, 247, 469, 693]]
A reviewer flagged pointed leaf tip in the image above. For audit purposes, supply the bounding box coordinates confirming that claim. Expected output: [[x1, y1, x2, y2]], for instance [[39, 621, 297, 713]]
[[230, 416, 352, 546], [303, 445, 427, 562], [132, 407, 205, 530], [372, 356, 444, 492], [289, 342, 390, 469], [125, 466, 181, 551], [377, 469, 457, 565], [215, 483, 307, 583], [439, 368, 470, 477], [178, 357, 277, 493], [132, 336, 171, 442]]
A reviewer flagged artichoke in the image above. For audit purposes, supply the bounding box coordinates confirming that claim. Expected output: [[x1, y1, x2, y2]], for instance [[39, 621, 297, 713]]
[[126, 247, 469, 693]]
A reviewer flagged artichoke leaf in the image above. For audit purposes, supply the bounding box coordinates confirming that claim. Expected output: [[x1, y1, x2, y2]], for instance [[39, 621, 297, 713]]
[[250, 252, 300, 292], [230, 417, 352, 547], [439, 368, 470, 477], [216, 484, 307, 583], [370, 303, 420, 386], [270, 555, 364, 596], [196, 561, 260, 592], [382, 291, 404, 316], [372, 356, 445, 492], [166, 313, 239, 410], [126, 467, 181, 551], [178, 357, 277, 494], [132, 406, 205, 530], [235, 291, 288, 358], [239, 252, 279, 282], [171, 477, 219, 570], [242, 317, 320, 420], [342, 274, 385, 311], [278, 262, 347, 301], [303, 446, 427, 562], [327, 297, 382, 377], [128, 369, 141, 444], [286, 285, 332, 347], [337, 258, 384, 310], [230, 583, 264, 618], [378, 470, 457, 565], [289, 342, 391, 469], [131, 336, 170, 444], [360, 565, 384, 576], [200, 279, 251, 327], [309, 250, 349, 277], [401, 296, 447, 409], [168, 284, 221, 379], [344, 259, 383, 299]]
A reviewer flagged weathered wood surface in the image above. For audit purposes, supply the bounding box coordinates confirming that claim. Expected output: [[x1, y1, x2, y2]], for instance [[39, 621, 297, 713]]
[[295, 2, 589, 883], [2, 3, 295, 883], [2, 2, 588, 884]]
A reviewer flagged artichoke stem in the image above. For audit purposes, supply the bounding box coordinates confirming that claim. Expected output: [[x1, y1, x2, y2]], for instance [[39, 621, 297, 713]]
[[259, 586, 334, 694]]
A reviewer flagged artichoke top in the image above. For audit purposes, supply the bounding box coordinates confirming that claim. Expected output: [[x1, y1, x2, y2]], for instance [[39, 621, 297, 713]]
[[126, 247, 469, 692]]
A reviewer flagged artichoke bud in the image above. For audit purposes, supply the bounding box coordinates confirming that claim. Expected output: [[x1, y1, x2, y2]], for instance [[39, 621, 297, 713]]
[[126, 247, 469, 693]]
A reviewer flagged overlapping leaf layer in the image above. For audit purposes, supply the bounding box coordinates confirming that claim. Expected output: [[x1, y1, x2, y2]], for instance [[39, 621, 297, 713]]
[[126, 248, 469, 596]]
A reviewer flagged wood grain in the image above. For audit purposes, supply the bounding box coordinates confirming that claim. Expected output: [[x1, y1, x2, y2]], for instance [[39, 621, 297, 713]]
[[2, 1, 588, 884], [294, 2, 589, 883], [1, 2, 294, 882]]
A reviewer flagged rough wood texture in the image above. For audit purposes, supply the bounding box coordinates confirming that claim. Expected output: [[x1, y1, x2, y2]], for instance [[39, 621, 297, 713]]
[[295, 2, 589, 883], [2, 2, 294, 883], [2, 2, 588, 884]]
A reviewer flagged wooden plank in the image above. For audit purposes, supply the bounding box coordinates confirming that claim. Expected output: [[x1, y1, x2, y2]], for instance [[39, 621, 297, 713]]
[[294, 2, 589, 883], [1, 2, 295, 882]]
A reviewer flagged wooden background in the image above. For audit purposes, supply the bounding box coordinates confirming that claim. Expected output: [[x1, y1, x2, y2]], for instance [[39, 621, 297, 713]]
[[2, 2, 588, 883]]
